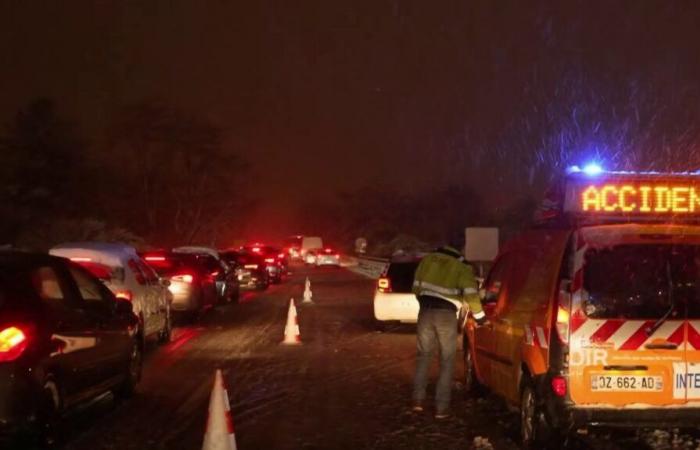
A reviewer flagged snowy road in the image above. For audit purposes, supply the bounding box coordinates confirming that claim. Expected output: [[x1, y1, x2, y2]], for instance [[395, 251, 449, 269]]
[[55, 264, 700, 450]]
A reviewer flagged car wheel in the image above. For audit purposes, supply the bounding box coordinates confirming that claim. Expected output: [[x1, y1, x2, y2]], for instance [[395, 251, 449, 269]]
[[116, 338, 142, 399], [38, 377, 63, 447], [463, 340, 480, 396], [158, 307, 172, 344]]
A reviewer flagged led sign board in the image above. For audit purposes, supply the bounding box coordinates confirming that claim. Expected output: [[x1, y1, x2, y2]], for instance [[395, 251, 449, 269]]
[[563, 174, 700, 217]]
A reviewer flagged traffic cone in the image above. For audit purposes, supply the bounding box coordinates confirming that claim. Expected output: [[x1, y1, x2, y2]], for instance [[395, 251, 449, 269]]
[[302, 277, 313, 304], [202, 369, 237, 450], [281, 298, 302, 345]]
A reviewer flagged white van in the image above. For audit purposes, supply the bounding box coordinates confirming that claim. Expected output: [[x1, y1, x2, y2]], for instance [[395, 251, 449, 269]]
[[300, 236, 323, 258]]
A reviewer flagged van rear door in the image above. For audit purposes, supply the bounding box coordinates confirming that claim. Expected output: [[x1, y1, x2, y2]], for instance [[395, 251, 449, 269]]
[[568, 232, 695, 407]]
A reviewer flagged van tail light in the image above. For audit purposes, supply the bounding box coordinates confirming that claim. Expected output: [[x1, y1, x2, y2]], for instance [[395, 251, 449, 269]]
[[0, 326, 29, 362], [172, 273, 194, 284], [551, 376, 567, 397], [377, 277, 392, 293], [115, 290, 133, 301], [555, 306, 570, 344], [555, 281, 572, 344]]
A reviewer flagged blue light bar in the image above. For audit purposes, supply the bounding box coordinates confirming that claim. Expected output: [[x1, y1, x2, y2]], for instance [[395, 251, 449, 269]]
[[582, 163, 603, 176]]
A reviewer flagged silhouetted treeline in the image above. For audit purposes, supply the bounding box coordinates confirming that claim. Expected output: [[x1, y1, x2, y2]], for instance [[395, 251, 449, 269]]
[[0, 98, 250, 250]]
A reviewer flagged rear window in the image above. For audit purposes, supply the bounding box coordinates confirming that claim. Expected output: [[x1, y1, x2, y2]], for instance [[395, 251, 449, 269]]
[[72, 261, 124, 282], [583, 244, 700, 319], [386, 262, 419, 293]]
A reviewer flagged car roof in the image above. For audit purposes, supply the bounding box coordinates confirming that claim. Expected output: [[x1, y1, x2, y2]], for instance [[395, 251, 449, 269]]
[[50, 242, 139, 267], [0, 251, 65, 267], [172, 246, 220, 259]]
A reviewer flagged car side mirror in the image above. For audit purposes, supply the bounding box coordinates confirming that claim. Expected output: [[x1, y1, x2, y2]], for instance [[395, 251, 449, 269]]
[[115, 298, 133, 316]]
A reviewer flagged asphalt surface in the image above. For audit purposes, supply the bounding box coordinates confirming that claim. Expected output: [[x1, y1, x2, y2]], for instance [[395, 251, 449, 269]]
[[46, 264, 700, 450]]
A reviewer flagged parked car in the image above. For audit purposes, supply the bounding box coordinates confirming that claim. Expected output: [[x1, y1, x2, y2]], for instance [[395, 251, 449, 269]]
[[140, 251, 219, 320], [304, 250, 318, 266], [373, 257, 421, 328], [315, 248, 341, 267], [220, 250, 269, 291], [243, 245, 284, 284], [285, 235, 303, 260], [49, 242, 172, 345], [0, 252, 140, 445], [172, 246, 239, 304]]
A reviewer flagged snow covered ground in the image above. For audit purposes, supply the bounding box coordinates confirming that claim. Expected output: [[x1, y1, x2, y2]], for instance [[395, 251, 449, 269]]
[[52, 264, 700, 450]]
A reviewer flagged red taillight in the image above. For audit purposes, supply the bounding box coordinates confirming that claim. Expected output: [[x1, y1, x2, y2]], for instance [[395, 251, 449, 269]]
[[172, 273, 195, 284], [335, 254, 340, 258], [278, 253, 285, 259], [145, 256, 166, 262], [252, 247, 261, 253], [264, 258, 275, 263], [377, 277, 391, 293], [0, 327, 28, 362], [210, 271, 220, 277], [551, 376, 567, 397], [70, 257, 92, 262], [115, 290, 133, 301]]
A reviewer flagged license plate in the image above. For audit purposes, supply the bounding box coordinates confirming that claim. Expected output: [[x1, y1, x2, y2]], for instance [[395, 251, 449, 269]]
[[590, 374, 663, 392]]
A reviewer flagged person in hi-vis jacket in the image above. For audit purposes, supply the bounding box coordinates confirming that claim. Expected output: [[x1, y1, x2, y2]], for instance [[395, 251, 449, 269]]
[[411, 244, 485, 419]]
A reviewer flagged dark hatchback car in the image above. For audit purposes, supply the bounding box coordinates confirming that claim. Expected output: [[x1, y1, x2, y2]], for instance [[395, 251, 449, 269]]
[[0, 253, 140, 445], [141, 252, 219, 320], [220, 250, 269, 291]]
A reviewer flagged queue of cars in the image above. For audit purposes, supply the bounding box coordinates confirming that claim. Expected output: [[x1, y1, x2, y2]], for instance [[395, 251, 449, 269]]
[[0, 238, 305, 445]]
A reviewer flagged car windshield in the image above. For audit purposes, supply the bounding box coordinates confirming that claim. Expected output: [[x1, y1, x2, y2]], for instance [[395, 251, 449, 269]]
[[386, 262, 419, 293], [583, 244, 700, 319]]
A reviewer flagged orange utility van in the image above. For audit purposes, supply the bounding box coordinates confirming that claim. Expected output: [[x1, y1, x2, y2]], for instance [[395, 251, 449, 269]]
[[463, 168, 700, 447]]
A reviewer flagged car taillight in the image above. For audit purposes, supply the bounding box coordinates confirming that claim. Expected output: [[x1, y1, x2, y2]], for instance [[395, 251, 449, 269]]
[[144, 256, 166, 262], [244, 264, 258, 269], [115, 290, 133, 301], [551, 376, 567, 397], [265, 258, 275, 263], [0, 326, 28, 362], [172, 274, 194, 284], [70, 257, 92, 262], [555, 282, 571, 344], [377, 277, 391, 293], [335, 254, 340, 258], [278, 253, 285, 259]]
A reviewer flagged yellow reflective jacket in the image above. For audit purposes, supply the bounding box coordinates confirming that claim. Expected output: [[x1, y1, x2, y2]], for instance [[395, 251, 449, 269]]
[[412, 246, 485, 321]]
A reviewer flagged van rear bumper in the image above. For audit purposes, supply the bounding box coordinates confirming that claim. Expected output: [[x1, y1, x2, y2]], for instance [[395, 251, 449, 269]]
[[565, 406, 700, 428]]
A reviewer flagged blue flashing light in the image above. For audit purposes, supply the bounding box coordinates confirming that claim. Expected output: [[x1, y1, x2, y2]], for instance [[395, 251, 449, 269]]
[[582, 163, 603, 176]]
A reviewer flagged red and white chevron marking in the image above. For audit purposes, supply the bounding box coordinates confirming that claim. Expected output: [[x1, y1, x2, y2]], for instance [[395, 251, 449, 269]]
[[569, 319, 700, 351], [524, 325, 549, 348]]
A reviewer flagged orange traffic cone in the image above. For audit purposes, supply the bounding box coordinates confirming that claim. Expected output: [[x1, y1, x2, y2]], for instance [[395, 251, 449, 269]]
[[302, 277, 313, 304], [202, 369, 237, 450], [281, 298, 302, 345]]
